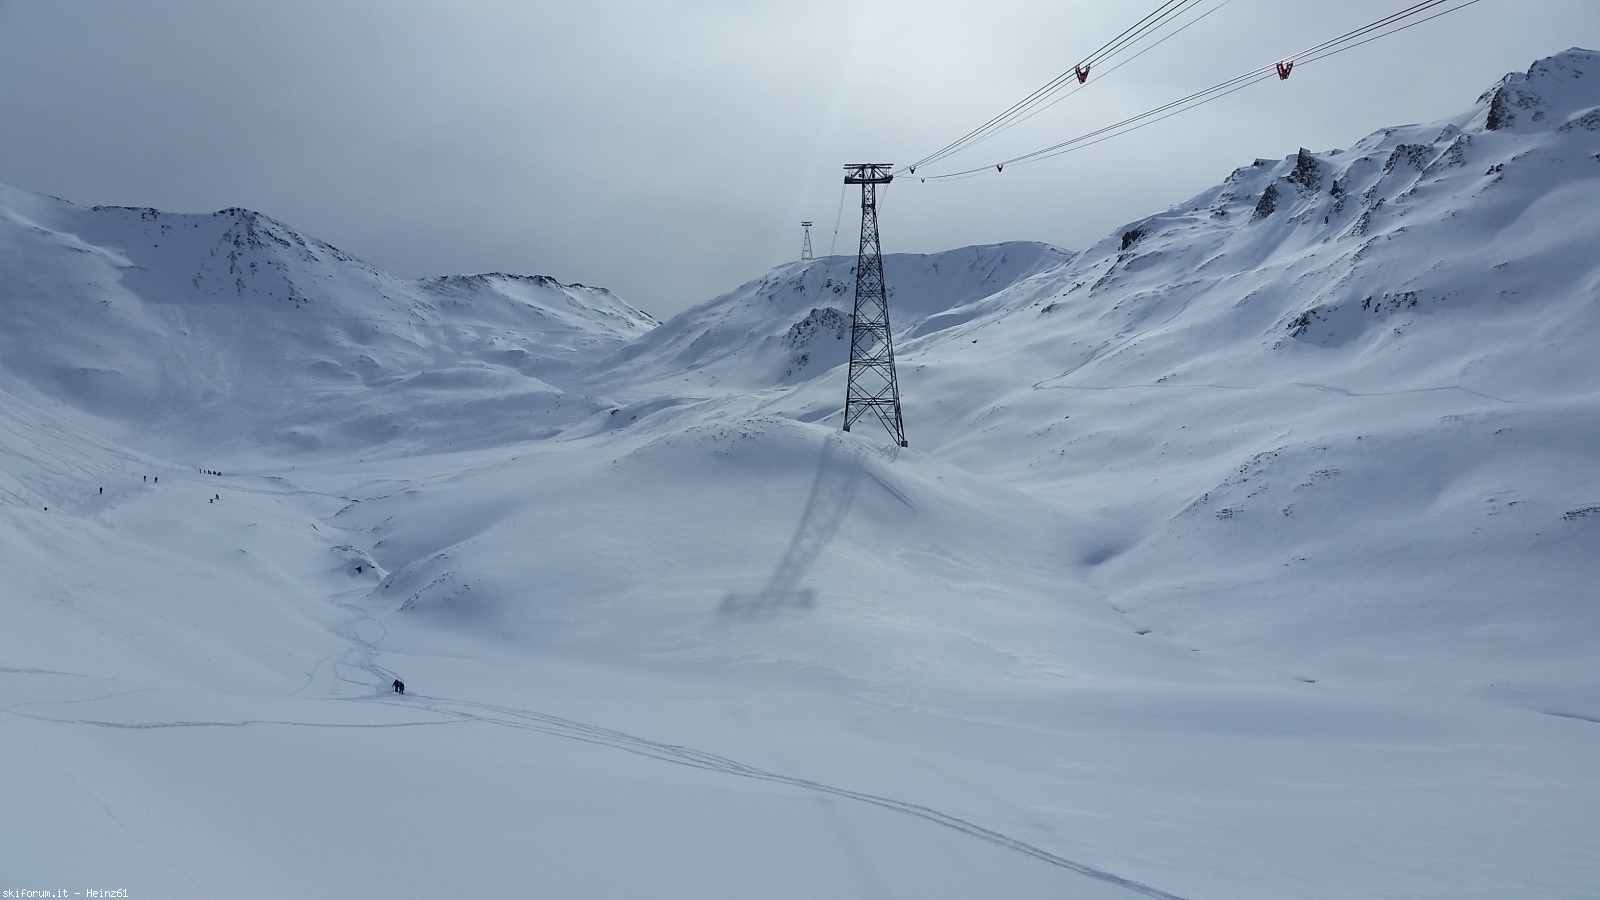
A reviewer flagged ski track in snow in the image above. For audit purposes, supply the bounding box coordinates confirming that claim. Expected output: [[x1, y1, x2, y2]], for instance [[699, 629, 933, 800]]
[[1543, 710, 1600, 725], [6, 561, 1192, 900], [287, 586, 400, 698], [8, 558, 1196, 898], [0, 666, 123, 679], [1, 680, 1191, 900], [311, 555, 1191, 900], [3, 708, 460, 730], [384, 691, 1195, 900], [0, 713, 225, 900]]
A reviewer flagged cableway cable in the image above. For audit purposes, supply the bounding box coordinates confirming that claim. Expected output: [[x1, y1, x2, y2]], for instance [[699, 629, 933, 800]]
[[828, 181, 848, 259], [913, 0, 1486, 181], [903, 0, 1225, 174], [987, 0, 1234, 149], [902, 0, 1211, 173]]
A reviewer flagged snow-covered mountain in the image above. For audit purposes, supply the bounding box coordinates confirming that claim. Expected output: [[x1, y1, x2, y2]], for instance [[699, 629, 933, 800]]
[[562, 47, 1600, 693], [590, 241, 1072, 392], [3, 49, 1597, 900], [0, 185, 655, 457], [864, 45, 1600, 687]]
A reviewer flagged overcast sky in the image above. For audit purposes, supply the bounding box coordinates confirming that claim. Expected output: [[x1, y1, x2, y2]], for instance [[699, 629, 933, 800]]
[[1, 0, 1595, 317]]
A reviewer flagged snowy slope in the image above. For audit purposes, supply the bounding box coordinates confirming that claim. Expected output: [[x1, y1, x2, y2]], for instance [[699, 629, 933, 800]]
[[0, 185, 655, 458], [698, 46, 1600, 691], [589, 242, 1071, 393], [3, 50, 1599, 900]]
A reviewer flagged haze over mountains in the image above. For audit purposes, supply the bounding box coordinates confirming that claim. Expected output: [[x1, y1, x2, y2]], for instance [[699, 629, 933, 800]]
[[3, 50, 1597, 900]]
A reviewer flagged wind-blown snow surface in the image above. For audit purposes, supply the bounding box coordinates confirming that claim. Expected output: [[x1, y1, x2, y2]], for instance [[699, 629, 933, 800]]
[[4, 51, 1599, 900]]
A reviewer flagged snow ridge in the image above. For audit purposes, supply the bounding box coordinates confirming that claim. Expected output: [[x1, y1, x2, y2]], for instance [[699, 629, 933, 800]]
[[0, 188, 654, 457]]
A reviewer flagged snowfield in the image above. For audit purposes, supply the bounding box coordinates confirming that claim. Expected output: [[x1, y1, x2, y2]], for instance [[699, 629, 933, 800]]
[[3, 51, 1598, 899]]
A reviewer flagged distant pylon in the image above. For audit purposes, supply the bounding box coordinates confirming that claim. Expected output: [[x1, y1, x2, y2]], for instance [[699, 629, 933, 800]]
[[800, 221, 815, 261], [841, 164, 907, 448]]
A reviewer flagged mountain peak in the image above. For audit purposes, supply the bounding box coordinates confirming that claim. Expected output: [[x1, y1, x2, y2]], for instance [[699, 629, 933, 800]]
[[1475, 46, 1598, 133], [0, 181, 658, 456]]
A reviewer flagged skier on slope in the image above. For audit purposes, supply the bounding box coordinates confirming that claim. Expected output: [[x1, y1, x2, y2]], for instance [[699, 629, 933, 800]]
[[392, 678, 405, 695]]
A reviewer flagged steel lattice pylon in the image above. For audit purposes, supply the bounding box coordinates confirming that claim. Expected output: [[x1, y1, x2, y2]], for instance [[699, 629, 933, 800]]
[[800, 221, 814, 261], [841, 164, 907, 447]]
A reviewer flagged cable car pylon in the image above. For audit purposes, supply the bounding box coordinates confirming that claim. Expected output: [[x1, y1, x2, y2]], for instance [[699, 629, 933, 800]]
[[841, 164, 907, 448]]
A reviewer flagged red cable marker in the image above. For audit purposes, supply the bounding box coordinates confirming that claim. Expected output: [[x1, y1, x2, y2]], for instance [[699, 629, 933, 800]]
[[901, 0, 1485, 180]]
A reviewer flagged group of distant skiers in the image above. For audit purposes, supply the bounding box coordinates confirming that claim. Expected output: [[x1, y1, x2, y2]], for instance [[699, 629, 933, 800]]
[[38, 469, 410, 701]]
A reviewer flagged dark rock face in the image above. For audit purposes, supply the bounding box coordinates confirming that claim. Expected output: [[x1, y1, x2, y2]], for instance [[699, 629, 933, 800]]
[[1484, 85, 1515, 131], [1253, 182, 1280, 219], [1287, 148, 1323, 192], [782, 307, 849, 376]]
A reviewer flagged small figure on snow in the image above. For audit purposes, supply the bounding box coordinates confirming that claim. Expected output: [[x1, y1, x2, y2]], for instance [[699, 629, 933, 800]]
[[392, 678, 405, 695]]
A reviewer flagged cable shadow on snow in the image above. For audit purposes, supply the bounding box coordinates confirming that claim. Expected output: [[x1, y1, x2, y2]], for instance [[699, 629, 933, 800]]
[[719, 435, 864, 620]]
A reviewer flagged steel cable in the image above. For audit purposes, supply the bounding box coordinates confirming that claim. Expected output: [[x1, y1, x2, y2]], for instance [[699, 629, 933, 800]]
[[903, 0, 1220, 173], [913, 0, 1485, 180]]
